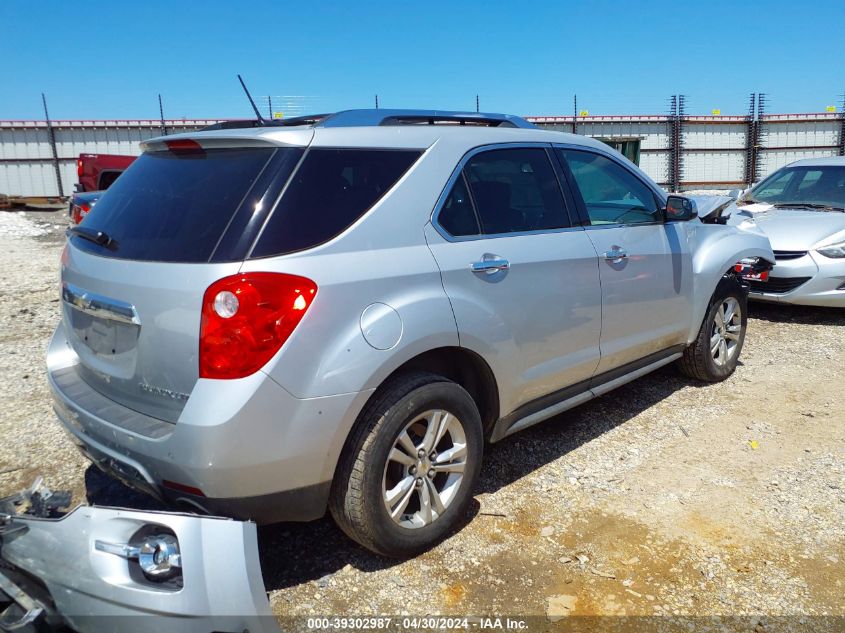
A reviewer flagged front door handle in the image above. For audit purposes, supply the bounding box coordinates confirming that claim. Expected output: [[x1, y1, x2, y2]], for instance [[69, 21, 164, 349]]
[[603, 246, 628, 262], [471, 254, 510, 274]]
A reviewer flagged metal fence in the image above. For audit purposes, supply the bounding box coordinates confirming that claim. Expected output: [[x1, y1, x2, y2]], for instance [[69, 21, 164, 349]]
[[0, 119, 217, 197], [529, 111, 843, 191], [2, 106, 844, 197]]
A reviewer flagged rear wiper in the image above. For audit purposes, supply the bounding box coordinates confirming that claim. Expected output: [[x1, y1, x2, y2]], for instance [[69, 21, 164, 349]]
[[67, 226, 118, 249], [773, 202, 845, 212]]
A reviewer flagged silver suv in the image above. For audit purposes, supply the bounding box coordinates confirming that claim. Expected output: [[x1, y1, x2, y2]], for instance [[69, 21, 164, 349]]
[[48, 109, 773, 557]]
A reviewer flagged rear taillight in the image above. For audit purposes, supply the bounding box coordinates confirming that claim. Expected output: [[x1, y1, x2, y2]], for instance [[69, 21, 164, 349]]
[[77, 158, 83, 178], [199, 273, 317, 379], [71, 203, 90, 225]]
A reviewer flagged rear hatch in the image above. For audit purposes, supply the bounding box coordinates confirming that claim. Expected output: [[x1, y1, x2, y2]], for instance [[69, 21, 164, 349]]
[[60, 135, 308, 422]]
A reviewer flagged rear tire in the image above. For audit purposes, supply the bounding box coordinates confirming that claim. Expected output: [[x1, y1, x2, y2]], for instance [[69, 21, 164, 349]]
[[677, 275, 748, 382], [330, 372, 483, 557]]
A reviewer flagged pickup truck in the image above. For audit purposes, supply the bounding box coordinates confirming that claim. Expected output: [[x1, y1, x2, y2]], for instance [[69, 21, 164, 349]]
[[75, 153, 136, 193]]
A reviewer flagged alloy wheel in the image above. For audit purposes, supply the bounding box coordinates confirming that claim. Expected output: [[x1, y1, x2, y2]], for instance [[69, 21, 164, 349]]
[[382, 409, 467, 529], [710, 297, 742, 367]]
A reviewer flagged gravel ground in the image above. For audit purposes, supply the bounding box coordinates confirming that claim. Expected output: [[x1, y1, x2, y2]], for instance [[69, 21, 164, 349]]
[[0, 210, 842, 632]]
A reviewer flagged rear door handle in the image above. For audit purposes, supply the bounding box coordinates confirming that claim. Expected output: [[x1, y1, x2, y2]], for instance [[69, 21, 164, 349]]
[[471, 255, 510, 274], [603, 247, 628, 262]]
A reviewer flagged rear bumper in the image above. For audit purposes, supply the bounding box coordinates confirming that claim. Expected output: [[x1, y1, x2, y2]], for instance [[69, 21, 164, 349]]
[[0, 500, 279, 633], [47, 322, 372, 524], [748, 251, 845, 307]]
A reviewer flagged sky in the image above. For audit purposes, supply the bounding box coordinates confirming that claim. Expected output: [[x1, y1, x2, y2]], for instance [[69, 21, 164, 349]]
[[2, 0, 843, 121]]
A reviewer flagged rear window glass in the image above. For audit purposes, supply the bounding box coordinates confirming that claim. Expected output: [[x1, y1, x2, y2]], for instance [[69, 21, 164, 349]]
[[250, 148, 422, 257], [71, 147, 275, 262]]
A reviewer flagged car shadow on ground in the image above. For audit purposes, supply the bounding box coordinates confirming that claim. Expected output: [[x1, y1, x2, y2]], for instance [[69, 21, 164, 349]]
[[84, 364, 700, 592], [748, 301, 844, 326], [84, 467, 169, 511], [476, 365, 689, 496], [258, 364, 695, 591]]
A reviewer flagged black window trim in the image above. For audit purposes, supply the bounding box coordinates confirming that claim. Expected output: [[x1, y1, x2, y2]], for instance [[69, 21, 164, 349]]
[[246, 145, 426, 260], [441, 170, 483, 237], [553, 144, 668, 229], [210, 146, 306, 262], [430, 142, 582, 242]]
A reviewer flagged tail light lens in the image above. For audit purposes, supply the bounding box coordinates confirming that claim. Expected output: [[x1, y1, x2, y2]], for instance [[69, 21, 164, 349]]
[[77, 158, 83, 178], [71, 203, 91, 225], [199, 273, 317, 379]]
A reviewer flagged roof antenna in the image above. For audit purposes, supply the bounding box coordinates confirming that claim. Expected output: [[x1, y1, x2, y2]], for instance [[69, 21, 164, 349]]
[[238, 74, 266, 124]]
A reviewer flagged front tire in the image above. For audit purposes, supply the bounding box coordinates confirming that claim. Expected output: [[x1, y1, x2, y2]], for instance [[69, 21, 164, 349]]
[[330, 372, 483, 558], [678, 275, 748, 382]]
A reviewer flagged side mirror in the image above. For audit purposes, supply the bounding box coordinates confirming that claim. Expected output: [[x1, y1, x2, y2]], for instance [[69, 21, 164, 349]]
[[727, 188, 744, 200], [665, 195, 698, 221]]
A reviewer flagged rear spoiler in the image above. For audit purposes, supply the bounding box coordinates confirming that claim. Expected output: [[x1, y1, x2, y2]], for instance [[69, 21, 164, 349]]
[[140, 129, 313, 152]]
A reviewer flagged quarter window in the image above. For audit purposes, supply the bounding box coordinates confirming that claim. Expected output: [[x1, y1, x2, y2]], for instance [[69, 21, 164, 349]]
[[559, 149, 659, 225], [252, 148, 421, 257], [438, 174, 481, 237]]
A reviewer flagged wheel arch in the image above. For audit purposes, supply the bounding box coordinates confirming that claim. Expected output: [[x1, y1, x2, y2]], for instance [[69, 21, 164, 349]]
[[377, 346, 500, 435], [327, 346, 500, 485], [687, 227, 774, 343]]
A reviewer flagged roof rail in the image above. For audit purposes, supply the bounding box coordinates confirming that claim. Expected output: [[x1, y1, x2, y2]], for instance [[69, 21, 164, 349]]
[[210, 109, 534, 130], [200, 119, 266, 131], [316, 109, 536, 129]]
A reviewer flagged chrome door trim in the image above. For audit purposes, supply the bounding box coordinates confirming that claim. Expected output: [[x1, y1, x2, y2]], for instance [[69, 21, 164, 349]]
[[61, 282, 141, 326], [581, 221, 665, 230], [491, 349, 683, 442], [429, 142, 584, 243]]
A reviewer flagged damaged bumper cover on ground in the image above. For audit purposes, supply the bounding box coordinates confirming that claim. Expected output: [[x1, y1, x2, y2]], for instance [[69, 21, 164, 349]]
[[0, 480, 280, 633]]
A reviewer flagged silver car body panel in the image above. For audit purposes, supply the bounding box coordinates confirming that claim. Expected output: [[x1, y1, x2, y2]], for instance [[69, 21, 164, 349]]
[[48, 321, 371, 506], [60, 245, 243, 423], [0, 505, 278, 633], [683, 216, 774, 340], [739, 208, 845, 306], [583, 222, 693, 373], [47, 115, 775, 521], [425, 223, 602, 415], [496, 351, 683, 441]]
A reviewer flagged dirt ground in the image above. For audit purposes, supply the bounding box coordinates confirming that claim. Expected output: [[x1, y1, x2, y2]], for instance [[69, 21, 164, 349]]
[[0, 209, 842, 632]]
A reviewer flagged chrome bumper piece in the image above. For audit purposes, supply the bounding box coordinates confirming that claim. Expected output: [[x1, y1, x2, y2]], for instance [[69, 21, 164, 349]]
[[0, 482, 280, 633]]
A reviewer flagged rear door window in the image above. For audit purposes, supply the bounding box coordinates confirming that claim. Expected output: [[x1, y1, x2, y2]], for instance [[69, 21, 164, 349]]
[[251, 148, 422, 257], [72, 147, 279, 262], [463, 148, 571, 234]]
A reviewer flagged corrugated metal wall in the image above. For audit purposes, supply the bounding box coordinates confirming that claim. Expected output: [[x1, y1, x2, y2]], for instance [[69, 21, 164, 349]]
[[757, 115, 842, 175], [1, 113, 843, 196], [530, 112, 843, 191], [0, 120, 217, 196]]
